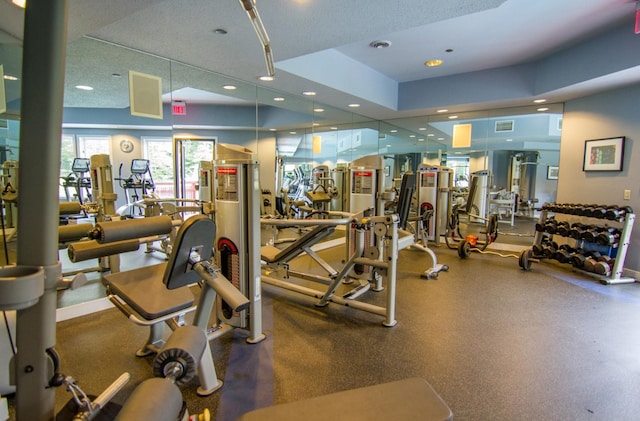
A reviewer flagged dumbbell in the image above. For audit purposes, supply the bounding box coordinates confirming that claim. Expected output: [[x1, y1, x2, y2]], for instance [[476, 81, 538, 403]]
[[580, 225, 605, 243], [569, 248, 587, 268], [596, 227, 621, 246], [594, 258, 615, 276], [604, 206, 633, 221], [569, 204, 586, 215], [542, 218, 559, 234], [585, 205, 607, 219], [569, 222, 591, 239], [541, 242, 559, 259], [532, 244, 545, 256], [553, 245, 575, 263], [535, 221, 547, 232], [554, 204, 573, 214], [583, 254, 612, 273], [580, 204, 601, 217], [570, 250, 601, 268], [556, 221, 571, 237], [536, 218, 560, 233]]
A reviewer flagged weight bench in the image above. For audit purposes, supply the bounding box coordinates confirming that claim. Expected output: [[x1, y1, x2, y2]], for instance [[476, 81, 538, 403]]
[[103, 215, 250, 395], [260, 224, 336, 265], [236, 377, 453, 421]]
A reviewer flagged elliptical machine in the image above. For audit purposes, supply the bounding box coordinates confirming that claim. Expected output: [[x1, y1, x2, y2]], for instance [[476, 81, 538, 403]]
[[116, 159, 155, 217], [60, 157, 92, 205]]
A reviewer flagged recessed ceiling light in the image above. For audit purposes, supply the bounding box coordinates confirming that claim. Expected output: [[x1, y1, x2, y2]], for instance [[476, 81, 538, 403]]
[[418, 138, 425, 142], [424, 59, 443, 67], [258, 75, 274, 81], [427, 134, 434, 137], [448, 115, 458, 119], [302, 91, 316, 96], [437, 109, 448, 113], [312, 123, 319, 126], [75, 85, 93, 91], [289, 131, 297, 135], [437, 137, 444, 141], [409, 135, 416, 138], [330, 127, 338, 130], [223, 85, 237, 90], [386, 144, 391, 147], [369, 40, 391, 49], [505, 138, 513, 142], [313, 108, 325, 113], [213, 28, 228, 35], [390, 129, 398, 133], [537, 107, 549, 112], [348, 103, 360, 108], [269, 128, 277, 131], [3, 75, 18, 81], [533, 99, 547, 103], [273, 97, 285, 101], [419, 127, 426, 131]]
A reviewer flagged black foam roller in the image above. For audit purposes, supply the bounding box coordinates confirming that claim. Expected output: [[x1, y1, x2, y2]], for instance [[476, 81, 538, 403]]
[[114, 378, 183, 421], [153, 325, 206, 386]]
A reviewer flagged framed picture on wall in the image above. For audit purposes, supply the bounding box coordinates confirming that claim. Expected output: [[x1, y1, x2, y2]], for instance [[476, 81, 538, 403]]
[[583, 136, 625, 171], [547, 166, 559, 180]]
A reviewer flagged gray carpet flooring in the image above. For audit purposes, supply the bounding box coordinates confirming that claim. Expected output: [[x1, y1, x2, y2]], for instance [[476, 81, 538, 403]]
[[6, 223, 640, 420]]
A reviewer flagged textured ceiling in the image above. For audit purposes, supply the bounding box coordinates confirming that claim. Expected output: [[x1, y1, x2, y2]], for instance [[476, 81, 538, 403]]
[[0, 0, 639, 121]]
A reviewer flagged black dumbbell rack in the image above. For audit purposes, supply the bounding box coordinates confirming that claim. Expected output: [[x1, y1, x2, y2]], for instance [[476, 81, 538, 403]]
[[532, 203, 636, 285]]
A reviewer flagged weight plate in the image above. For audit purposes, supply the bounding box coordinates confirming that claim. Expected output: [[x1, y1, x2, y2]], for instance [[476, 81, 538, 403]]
[[458, 240, 470, 258], [519, 249, 532, 271]]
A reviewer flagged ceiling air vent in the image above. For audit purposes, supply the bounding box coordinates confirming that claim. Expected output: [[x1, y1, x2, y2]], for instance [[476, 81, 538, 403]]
[[495, 120, 514, 132]]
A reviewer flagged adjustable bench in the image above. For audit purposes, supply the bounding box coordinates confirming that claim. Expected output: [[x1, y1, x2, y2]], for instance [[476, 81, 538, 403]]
[[260, 224, 336, 265], [236, 377, 453, 421]]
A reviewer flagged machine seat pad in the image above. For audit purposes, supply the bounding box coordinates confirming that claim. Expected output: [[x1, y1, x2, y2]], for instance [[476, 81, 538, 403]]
[[260, 245, 282, 263], [260, 225, 335, 264], [103, 263, 194, 320], [236, 377, 453, 421]]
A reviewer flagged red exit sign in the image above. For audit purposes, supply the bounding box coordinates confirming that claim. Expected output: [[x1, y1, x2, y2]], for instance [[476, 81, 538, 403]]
[[172, 101, 186, 116]]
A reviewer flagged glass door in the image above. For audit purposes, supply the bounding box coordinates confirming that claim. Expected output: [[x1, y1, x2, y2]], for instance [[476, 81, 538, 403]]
[[173, 137, 215, 199]]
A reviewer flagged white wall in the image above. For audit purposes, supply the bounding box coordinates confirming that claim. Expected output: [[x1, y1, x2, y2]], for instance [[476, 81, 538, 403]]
[[558, 83, 640, 272]]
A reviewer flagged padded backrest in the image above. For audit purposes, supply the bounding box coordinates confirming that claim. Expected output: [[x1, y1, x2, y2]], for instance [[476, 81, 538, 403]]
[[466, 174, 479, 214], [163, 215, 216, 290], [396, 173, 416, 230], [261, 225, 336, 264]]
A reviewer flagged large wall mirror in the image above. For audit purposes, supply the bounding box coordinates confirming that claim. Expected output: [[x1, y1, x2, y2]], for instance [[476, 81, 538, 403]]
[[1, 32, 561, 310]]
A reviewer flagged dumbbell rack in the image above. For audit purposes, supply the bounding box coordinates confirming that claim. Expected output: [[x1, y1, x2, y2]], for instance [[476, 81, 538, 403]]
[[532, 203, 635, 285]]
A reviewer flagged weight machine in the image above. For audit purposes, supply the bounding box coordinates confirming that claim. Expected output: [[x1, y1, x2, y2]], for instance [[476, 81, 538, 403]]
[[261, 212, 401, 326], [212, 143, 265, 343], [1, 160, 18, 230], [415, 165, 452, 246]]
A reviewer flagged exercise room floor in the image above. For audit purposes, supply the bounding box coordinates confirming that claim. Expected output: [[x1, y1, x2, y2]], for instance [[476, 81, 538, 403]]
[[7, 224, 640, 420]]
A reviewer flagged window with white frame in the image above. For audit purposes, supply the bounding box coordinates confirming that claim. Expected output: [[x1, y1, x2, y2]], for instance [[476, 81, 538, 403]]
[[77, 135, 110, 158], [142, 137, 173, 197]]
